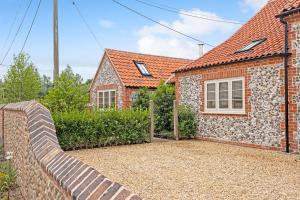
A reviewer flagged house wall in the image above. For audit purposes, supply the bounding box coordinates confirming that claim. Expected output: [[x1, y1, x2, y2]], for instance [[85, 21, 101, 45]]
[[123, 88, 139, 108], [175, 57, 291, 151], [288, 13, 300, 152], [90, 56, 124, 109]]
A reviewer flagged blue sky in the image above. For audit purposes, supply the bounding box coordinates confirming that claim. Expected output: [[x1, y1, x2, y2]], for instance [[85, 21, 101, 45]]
[[0, 0, 267, 80]]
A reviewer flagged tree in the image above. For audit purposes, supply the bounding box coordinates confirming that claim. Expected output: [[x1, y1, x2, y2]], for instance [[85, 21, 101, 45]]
[[0, 79, 5, 104], [152, 81, 175, 133], [3, 53, 41, 103], [132, 87, 151, 110], [42, 65, 89, 112], [40, 75, 52, 97]]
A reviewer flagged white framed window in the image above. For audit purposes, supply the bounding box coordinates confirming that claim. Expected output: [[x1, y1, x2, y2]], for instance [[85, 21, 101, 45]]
[[97, 90, 116, 109], [204, 77, 245, 114]]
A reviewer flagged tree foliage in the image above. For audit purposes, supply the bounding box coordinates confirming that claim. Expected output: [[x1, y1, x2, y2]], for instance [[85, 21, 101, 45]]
[[152, 81, 175, 133], [2, 53, 41, 103], [132, 87, 151, 110], [40, 75, 52, 97], [42, 65, 88, 112]]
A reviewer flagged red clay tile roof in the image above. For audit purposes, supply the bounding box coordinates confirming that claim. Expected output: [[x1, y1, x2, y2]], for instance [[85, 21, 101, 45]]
[[105, 49, 192, 87], [176, 0, 291, 72]]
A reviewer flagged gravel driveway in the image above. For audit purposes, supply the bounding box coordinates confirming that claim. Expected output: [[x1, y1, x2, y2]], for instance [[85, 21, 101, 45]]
[[68, 141, 300, 200]]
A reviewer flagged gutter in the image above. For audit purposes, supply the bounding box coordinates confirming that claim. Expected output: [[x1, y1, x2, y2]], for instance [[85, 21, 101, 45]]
[[278, 17, 290, 153], [276, 7, 300, 18]]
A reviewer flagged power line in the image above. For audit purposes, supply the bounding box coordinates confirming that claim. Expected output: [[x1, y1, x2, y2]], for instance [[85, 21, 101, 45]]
[[19, 0, 43, 54], [71, 0, 104, 50], [112, 0, 215, 47], [0, 1, 24, 55], [135, 0, 243, 25], [0, 0, 33, 65]]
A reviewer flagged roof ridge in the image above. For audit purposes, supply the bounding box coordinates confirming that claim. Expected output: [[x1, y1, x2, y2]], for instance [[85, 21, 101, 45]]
[[105, 48, 193, 61]]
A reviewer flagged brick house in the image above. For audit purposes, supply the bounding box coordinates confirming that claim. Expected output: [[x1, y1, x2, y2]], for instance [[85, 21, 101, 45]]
[[90, 49, 191, 109], [174, 0, 300, 153]]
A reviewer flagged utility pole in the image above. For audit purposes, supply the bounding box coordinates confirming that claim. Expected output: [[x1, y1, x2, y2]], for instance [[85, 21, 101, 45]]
[[53, 0, 59, 81]]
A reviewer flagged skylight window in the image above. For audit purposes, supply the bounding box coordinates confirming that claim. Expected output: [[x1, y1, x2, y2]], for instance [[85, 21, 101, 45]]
[[134, 61, 151, 76], [236, 38, 266, 53]]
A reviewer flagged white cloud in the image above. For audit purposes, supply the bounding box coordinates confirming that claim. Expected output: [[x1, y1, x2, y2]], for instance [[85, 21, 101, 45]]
[[240, 0, 268, 13], [137, 9, 238, 59], [99, 19, 115, 28]]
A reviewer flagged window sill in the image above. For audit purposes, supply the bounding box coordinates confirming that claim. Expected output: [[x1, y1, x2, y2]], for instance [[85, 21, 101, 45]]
[[202, 111, 247, 117]]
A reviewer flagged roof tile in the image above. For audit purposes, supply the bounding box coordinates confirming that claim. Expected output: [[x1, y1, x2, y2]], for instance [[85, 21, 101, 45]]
[[105, 49, 192, 87]]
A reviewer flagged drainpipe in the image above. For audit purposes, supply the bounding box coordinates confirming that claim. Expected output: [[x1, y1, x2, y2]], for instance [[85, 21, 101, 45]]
[[280, 17, 290, 153]]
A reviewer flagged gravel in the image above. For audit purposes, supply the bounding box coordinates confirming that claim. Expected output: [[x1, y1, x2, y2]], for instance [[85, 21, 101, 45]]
[[68, 141, 300, 200]]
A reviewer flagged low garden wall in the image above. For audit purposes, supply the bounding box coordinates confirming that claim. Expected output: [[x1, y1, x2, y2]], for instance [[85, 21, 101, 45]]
[[0, 101, 141, 200]]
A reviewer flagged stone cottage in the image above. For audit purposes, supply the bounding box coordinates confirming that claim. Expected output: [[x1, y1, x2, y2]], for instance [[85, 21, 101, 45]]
[[90, 49, 191, 109], [174, 0, 300, 153]]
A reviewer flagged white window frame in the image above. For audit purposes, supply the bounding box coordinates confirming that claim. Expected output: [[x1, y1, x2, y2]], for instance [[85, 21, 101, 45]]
[[204, 77, 245, 114], [97, 89, 117, 109]]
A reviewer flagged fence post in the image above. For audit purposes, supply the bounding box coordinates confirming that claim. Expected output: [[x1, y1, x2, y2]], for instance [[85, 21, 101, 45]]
[[149, 100, 155, 142], [173, 100, 179, 141]]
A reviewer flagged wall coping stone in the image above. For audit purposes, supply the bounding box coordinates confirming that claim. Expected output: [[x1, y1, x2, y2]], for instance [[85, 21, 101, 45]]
[[1, 100, 142, 200]]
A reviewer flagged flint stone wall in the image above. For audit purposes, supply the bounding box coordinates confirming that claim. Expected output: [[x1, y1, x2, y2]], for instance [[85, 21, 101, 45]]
[[179, 64, 285, 148], [292, 23, 300, 151], [90, 57, 123, 108], [0, 101, 140, 200]]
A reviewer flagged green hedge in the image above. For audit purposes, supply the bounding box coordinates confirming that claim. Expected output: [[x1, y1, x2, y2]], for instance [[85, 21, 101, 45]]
[[53, 109, 149, 150]]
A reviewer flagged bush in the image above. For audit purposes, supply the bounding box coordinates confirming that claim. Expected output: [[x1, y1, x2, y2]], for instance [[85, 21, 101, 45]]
[[53, 109, 150, 150], [178, 106, 198, 138], [0, 161, 17, 195], [132, 87, 151, 110], [152, 82, 175, 133]]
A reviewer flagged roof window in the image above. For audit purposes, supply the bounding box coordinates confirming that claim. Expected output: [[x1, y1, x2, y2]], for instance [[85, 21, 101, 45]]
[[236, 38, 266, 53], [134, 61, 151, 76]]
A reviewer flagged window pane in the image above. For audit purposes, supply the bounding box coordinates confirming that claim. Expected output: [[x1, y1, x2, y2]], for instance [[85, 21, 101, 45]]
[[219, 82, 228, 91], [104, 91, 109, 108], [207, 101, 216, 109], [219, 91, 228, 100], [207, 92, 215, 101], [207, 83, 216, 109], [110, 91, 116, 108], [207, 83, 215, 92], [233, 100, 243, 109], [136, 62, 150, 75], [232, 90, 242, 100], [98, 92, 104, 108], [232, 80, 242, 90], [219, 100, 229, 109], [219, 82, 228, 109]]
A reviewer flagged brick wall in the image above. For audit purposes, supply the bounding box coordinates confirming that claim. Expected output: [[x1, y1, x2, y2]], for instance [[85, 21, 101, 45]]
[[0, 101, 141, 200]]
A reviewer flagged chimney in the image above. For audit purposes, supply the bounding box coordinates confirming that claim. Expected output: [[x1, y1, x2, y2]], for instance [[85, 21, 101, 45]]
[[198, 43, 204, 58]]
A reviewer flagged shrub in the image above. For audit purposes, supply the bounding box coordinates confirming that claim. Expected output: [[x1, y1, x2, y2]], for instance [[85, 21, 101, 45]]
[[0, 161, 17, 195], [152, 82, 175, 133], [178, 105, 198, 138], [132, 87, 151, 110], [53, 109, 150, 150]]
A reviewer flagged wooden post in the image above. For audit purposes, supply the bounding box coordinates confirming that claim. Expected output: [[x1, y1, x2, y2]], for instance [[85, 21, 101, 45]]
[[149, 100, 155, 142], [53, 0, 59, 81], [173, 100, 179, 141]]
